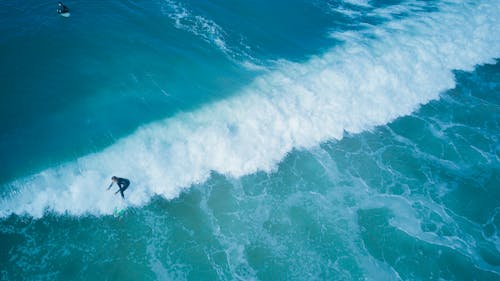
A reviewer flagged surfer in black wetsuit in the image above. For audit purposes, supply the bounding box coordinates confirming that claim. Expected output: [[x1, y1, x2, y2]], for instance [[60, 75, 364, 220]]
[[108, 176, 130, 199], [57, 2, 69, 14]]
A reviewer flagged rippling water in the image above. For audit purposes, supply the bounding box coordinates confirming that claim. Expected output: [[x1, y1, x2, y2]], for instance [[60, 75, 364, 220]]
[[1, 0, 499, 280]]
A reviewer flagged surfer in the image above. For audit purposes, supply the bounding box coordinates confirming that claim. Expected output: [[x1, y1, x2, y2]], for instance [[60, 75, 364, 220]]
[[57, 2, 69, 14], [108, 176, 130, 199]]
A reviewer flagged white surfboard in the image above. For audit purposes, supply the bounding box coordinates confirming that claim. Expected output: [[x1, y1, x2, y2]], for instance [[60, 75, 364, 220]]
[[59, 12, 70, 18]]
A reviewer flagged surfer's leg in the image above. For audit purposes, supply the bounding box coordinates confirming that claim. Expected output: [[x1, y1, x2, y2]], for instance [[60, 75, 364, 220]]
[[120, 189, 125, 199]]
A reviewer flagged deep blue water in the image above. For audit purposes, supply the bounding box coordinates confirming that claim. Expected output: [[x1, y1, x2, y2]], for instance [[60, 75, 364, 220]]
[[1, 0, 499, 280]]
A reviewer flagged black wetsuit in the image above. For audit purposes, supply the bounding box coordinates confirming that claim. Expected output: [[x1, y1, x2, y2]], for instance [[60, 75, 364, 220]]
[[110, 178, 130, 199], [57, 4, 69, 14]]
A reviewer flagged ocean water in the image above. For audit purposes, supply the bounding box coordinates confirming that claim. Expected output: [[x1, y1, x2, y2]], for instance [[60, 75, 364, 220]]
[[1, 0, 499, 280]]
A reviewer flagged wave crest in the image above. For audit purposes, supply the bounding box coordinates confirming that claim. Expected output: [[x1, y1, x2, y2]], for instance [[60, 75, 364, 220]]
[[2, 0, 499, 218]]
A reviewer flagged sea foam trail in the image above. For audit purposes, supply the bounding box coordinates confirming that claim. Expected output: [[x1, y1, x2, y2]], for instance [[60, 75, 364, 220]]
[[160, 0, 259, 67], [2, 0, 499, 218]]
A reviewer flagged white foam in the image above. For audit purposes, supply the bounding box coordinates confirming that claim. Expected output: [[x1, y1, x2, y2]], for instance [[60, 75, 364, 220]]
[[160, 0, 229, 52], [160, 0, 260, 67], [368, 0, 430, 20], [343, 0, 371, 8], [1, 0, 499, 218]]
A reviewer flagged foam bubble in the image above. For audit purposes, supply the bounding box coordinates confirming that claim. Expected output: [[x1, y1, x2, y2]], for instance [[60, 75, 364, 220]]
[[1, 0, 499, 218]]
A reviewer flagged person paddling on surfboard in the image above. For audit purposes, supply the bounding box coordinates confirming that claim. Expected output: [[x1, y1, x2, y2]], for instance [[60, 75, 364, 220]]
[[108, 176, 130, 199], [57, 2, 69, 14]]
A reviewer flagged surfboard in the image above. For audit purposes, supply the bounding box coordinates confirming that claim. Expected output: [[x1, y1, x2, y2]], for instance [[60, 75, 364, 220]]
[[113, 207, 126, 218], [59, 12, 70, 18]]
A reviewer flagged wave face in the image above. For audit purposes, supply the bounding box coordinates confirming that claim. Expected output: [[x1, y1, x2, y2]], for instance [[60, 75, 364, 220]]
[[1, 0, 500, 219]]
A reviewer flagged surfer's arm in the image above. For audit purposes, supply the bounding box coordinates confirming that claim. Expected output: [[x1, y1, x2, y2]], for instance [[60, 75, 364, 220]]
[[107, 182, 114, 190]]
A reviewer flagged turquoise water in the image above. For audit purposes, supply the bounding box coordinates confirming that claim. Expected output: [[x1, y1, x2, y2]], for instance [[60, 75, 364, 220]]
[[1, 0, 499, 280]]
